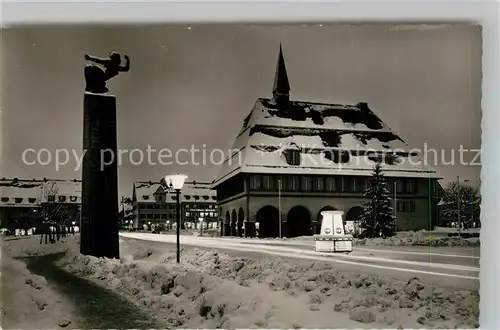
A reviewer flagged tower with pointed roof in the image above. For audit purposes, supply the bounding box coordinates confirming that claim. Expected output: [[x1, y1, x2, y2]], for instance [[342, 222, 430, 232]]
[[212, 45, 443, 239], [272, 44, 291, 107]]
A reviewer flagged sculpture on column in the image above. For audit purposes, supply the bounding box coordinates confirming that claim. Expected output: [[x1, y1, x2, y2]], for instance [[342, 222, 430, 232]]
[[84, 52, 130, 93], [81, 51, 129, 259]]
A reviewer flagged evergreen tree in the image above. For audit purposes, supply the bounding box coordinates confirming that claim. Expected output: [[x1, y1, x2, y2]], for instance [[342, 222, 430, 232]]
[[359, 162, 396, 238]]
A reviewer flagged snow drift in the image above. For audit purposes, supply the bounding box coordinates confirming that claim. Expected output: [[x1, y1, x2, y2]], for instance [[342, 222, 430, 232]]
[[1, 236, 79, 329], [58, 239, 479, 329]]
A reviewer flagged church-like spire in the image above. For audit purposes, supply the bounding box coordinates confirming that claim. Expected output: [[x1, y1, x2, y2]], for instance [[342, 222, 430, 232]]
[[272, 44, 290, 105]]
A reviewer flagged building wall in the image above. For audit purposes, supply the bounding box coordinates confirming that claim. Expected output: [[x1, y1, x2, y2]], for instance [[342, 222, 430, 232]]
[[217, 174, 439, 234], [133, 200, 218, 229]]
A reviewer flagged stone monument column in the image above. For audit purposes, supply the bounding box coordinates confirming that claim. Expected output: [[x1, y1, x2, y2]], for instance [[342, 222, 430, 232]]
[[80, 52, 130, 259]]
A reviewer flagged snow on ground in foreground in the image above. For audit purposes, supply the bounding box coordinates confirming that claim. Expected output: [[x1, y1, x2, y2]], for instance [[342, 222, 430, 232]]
[[58, 238, 479, 329], [1, 236, 79, 329]]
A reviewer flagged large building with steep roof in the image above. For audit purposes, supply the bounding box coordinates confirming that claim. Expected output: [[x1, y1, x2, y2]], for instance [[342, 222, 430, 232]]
[[131, 181, 217, 230], [212, 46, 442, 238]]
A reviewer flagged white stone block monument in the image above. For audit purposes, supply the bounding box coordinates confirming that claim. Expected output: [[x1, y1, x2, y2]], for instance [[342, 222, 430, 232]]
[[313, 210, 353, 252]]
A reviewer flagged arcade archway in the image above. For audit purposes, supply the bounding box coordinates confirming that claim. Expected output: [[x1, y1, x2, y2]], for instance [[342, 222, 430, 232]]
[[286, 205, 312, 238], [256, 205, 280, 238], [237, 207, 244, 237], [345, 206, 364, 235], [231, 209, 237, 236]]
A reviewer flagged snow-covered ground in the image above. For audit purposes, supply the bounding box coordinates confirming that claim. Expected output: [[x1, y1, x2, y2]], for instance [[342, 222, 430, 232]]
[[1, 236, 79, 329], [57, 236, 478, 329], [2, 233, 479, 329]]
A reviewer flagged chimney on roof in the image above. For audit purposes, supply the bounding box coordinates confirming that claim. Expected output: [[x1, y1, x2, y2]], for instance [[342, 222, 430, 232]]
[[272, 44, 291, 107], [357, 102, 368, 111]]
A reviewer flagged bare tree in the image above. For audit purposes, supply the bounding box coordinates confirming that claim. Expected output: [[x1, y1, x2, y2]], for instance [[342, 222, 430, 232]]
[[440, 181, 481, 229], [40, 182, 69, 244]]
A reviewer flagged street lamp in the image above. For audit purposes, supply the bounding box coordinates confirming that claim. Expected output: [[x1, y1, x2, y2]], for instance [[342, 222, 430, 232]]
[[165, 173, 188, 263]]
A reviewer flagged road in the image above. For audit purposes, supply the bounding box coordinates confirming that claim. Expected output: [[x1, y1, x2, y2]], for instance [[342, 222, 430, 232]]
[[119, 232, 479, 290]]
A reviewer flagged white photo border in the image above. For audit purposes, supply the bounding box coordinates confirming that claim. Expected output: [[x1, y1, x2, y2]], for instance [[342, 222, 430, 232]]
[[1, 1, 498, 328]]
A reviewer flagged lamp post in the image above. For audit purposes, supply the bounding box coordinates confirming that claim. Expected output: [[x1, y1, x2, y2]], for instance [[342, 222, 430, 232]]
[[464, 179, 470, 230], [165, 173, 188, 263], [278, 178, 282, 238]]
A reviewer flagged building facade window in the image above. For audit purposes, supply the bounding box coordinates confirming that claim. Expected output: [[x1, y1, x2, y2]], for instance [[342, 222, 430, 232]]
[[262, 175, 273, 190], [325, 177, 336, 192], [249, 175, 262, 190], [286, 176, 300, 191], [284, 149, 301, 166], [405, 179, 418, 194], [395, 179, 404, 194], [29, 198, 36, 203], [1, 197, 9, 203], [70, 196, 78, 202], [48, 195, 56, 202], [301, 176, 312, 191], [15, 197, 23, 203], [313, 177, 324, 192], [353, 177, 365, 192], [343, 177, 354, 193], [397, 200, 416, 213]]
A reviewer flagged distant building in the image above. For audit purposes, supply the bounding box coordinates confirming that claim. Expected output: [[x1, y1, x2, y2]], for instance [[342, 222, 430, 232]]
[[212, 46, 443, 238], [0, 178, 81, 231], [131, 181, 217, 230]]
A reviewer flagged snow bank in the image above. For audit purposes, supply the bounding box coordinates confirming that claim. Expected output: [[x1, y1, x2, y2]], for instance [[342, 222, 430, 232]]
[[59, 251, 304, 328], [289, 231, 480, 247], [1, 239, 78, 329], [59, 240, 479, 329]]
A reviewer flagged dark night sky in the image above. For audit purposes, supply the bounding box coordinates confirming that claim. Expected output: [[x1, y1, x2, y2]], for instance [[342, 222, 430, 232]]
[[1, 24, 482, 198]]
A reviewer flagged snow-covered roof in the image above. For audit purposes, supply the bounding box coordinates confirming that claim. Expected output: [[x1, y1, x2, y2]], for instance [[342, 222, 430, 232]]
[[133, 181, 217, 203], [213, 98, 441, 186], [0, 179, 81, 206]]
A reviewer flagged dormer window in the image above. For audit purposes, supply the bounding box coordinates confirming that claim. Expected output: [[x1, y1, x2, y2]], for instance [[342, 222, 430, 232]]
[[70, 196, 78, 202], [1, 197, 9, 203], [184, 195, 191, 200], [194, 195, 200, 200], [15, 198, 23, 203], [211, 196, 217, 201], [48, 195, 56, 202], [284, 149, 301, 166], [59, 196, 66, 203], [29, 198, 36, 203], [203, 195, 209, 200], [384, 153, 402, 165], [325, 150, 350, 164], [143, 195, 150, 200]]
